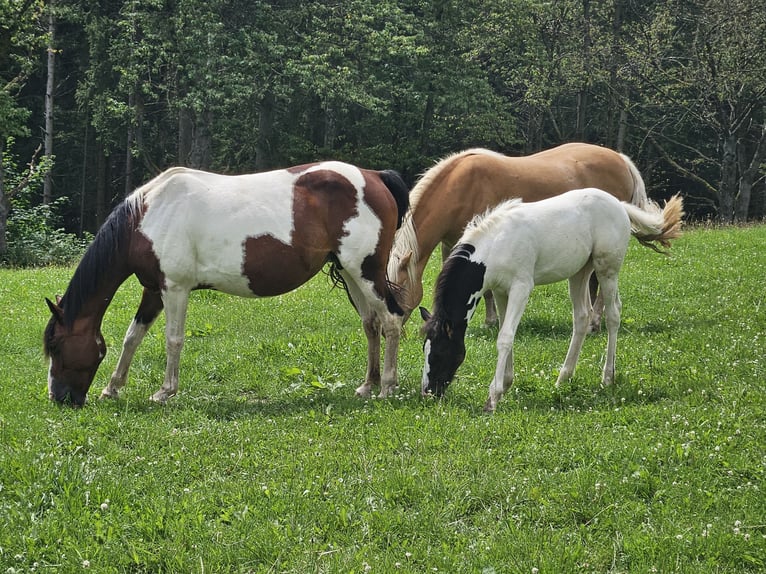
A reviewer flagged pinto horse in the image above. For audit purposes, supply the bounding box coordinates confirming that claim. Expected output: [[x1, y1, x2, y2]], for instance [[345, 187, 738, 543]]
[[420, 188, 684, 412], [44, 162, 409, 406], [389, 142, 649, 328]]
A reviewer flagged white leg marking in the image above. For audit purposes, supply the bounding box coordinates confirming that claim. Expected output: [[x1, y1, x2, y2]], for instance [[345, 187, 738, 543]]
[[600, 275, 621, 386], [100, 319, 151, 399], [557, 268, 592, 386], [484, 283, 530, 413], [152, 286, 190, 403]]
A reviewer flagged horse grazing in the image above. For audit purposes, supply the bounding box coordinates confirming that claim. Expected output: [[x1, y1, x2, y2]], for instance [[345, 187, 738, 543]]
[[44, 162, 409, 407], [389, 142, 649, 328], [420, 188, 684, 413]]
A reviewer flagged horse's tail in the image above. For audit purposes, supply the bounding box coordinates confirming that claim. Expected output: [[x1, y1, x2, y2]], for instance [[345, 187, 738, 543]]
[[623, 194, 685, 254], [379, 170, 410, 229], [619, 153, 650, 208]]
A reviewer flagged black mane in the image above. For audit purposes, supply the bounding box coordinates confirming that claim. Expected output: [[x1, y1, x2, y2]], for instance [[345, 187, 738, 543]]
[[429, 243, 486, 328], [44, 199, 139, 352]]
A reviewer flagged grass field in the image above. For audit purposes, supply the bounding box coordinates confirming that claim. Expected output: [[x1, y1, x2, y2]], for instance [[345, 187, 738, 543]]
[[1, 224, 764, 573]]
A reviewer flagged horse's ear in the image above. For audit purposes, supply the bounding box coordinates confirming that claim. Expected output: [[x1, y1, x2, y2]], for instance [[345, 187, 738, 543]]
[[55, 294, 63, 305], [46, 297, 64, 323], [419, 306, 431, 322]]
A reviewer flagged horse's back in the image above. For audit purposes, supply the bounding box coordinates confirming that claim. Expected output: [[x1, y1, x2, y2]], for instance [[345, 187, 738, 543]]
[[134, 163, 398, 298], [433, 143, 635, 240], [476, 189, 631, 286]]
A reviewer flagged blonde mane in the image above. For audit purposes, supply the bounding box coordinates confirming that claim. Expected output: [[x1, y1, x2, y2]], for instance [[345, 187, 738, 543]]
[[387, 148, 507, 282], [462, 198, 524, 244]]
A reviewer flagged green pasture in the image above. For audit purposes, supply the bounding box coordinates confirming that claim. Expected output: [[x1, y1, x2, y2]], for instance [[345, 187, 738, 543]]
[[1, 225, 764, 573]]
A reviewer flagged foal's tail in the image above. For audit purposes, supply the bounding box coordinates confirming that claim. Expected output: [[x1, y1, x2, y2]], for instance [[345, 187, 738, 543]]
[[623, 194, 685, 253], [379, 170, 410, 229]]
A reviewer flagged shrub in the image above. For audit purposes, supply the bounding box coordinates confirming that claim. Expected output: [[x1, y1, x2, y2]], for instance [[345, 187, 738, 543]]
[[2, 198, 90, 267]]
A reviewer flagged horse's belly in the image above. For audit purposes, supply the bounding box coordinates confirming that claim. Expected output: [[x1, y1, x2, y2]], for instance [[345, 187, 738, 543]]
[[533, 242, 592, 285], [193, 234, 323, 297]]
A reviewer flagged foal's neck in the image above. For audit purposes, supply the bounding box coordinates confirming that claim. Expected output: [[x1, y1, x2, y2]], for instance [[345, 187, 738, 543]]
[[434, 244, 487, 326]]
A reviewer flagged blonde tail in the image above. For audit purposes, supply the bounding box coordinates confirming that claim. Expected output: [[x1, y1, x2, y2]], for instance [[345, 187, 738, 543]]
[[623, 194, 685, 254], [620, 153, 649, 208]]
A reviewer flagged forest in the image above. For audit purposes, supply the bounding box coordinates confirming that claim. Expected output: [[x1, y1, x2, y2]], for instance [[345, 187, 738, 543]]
[[1, 0, 765, 263]]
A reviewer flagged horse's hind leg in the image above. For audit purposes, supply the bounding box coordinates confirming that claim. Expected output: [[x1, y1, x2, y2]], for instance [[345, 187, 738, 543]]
[[151, 284, 190, 403], [340, 267, 400, 399], [598, 273, 622, 386], [588, 273, 604, 333], [557, 266, 593, 386], [100, 287, 163, 399], [483, 290, 499, 327]]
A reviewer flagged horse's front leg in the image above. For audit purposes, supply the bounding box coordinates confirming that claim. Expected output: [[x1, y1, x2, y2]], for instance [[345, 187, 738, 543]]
[[484, 287, 527, 413], [378, 312, 402, 398], [355, 312, 381, 398], [151, 285, 190, 403], [101, 288, 163, 399]]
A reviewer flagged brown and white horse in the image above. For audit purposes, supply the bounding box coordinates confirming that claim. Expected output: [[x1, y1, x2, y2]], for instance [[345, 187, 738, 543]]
[[44, 162, 409, 406], [388, 142, 650, 328]]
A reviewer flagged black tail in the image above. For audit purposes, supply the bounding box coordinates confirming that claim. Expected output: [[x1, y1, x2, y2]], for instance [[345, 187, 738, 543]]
[[379, 170, 410, 229]]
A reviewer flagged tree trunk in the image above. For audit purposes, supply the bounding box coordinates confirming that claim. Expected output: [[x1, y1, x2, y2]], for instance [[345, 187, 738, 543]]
[[616, 108, 628, 152], [0, 138, 7, 256], [607, 0, 624, 149], [323, 102, 336, 151], [79, 118, 89, 236], [95, 148, 107, 228], [418, 91, 434, 155], [734, 124, 766, 221], [718, 132, 738, 222], [178, 107, 212, 170], [188, 110, 213, 170], [576, 0, 591, 140], [178, 107, 193, 166], [43, 4, 55, 205], [255, 91, 274, 171], [125, 90, 135, 197]]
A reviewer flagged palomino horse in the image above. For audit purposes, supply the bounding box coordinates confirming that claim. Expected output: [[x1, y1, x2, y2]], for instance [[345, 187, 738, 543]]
[[44, 162, 409, 406], [420, 188, 684, 412], [389, 142, 649, 328]]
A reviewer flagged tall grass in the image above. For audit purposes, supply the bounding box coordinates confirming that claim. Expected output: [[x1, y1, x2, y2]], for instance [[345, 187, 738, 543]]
[[0, 225, 764, 573]]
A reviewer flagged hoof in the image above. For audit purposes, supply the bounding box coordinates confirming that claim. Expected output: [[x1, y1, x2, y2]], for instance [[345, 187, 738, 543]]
[[355, 384, 373, 399], [149, 391, 174, 404], [99, 388, 118, 400], [377, 385, 398, 399], [482, 399, 496, 413]]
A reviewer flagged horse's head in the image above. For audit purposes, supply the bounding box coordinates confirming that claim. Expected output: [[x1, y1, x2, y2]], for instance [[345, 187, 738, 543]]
[[43, 297, 106, 407], [419, 307, 466, 397], [389, 250, 421, 324]]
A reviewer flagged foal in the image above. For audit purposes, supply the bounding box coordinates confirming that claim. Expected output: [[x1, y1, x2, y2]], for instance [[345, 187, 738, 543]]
[[420, 188, 684, 412]]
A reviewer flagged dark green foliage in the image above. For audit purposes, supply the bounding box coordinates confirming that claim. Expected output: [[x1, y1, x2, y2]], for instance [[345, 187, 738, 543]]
[[2, 0, 765, 249], [2, 198, 90, 267]]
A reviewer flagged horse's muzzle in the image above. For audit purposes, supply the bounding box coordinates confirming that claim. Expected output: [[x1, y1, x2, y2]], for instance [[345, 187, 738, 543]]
[[49, 386, 87, 408], [422, 381, 449, 398]]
